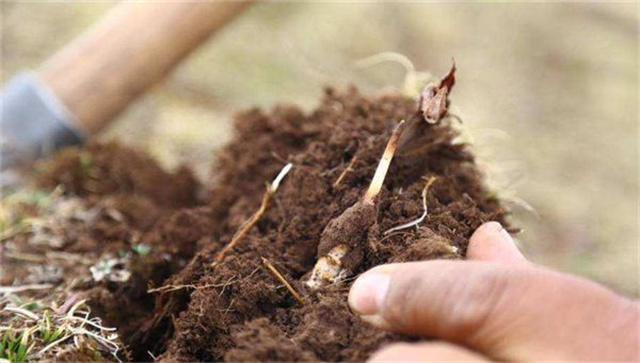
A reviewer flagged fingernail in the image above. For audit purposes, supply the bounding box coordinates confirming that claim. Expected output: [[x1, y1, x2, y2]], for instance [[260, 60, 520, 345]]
[[348, 271, 391, 316], [497, 225, 515, 244], [484, 221, 514, 245]]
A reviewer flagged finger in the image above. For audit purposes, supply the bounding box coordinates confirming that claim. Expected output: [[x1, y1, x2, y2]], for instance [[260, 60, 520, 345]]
[[467, 222, 527, 264], [349, 261, 638, 361], [369, 342, 492, 362]]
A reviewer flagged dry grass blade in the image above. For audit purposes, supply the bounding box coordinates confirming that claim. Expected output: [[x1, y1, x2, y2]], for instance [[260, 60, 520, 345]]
[[0, 284, 53, 295], [3, 307, 40, 321], [3, 251, 46, 263], [261, 257, 305, 305], [211, 163, 293, 267], [1, 298, 122, 362], [38, 334, 73, 355], [65, 299, 88, 318], [384, 176, 437, 235]]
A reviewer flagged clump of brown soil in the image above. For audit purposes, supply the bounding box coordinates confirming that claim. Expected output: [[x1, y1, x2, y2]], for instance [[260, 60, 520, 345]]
[[35, 141, 198, 209], [4, 80, 509, 361], [141, 86, 509, 361], [1, 142, 205, 360]]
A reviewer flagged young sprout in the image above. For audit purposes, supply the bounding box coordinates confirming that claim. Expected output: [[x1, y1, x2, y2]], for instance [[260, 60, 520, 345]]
[[306, 121, 407, 289], [363, 120, 406, 205], [384, 176, 437, 235], [211, 163, 293, 268]]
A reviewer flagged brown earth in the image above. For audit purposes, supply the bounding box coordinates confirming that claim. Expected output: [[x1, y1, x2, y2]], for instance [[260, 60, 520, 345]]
[[139, 86, 509, 361], [3, 85, 509, 361], [2, 142, 201, 360]]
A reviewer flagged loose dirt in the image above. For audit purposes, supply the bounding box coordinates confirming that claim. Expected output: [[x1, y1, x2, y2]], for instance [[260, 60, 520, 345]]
[[145, 86, 509, 361], [2, 84, 509, 361]]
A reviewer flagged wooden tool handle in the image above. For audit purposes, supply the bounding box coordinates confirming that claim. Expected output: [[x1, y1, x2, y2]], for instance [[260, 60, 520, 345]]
[[38, 1, 251, 135]]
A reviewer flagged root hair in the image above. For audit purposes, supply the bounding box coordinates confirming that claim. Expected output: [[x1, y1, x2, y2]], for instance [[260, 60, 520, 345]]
[[384, 176, 437, 235]]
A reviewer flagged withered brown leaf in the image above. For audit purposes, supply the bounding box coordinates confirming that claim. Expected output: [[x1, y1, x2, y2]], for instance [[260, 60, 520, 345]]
[[419, 61, 456, 124]]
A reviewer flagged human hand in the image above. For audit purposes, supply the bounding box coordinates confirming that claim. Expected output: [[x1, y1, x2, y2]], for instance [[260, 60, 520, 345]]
[[349, 222, 639, 361]]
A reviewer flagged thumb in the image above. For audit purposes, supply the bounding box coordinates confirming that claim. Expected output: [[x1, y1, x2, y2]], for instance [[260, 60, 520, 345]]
[[349, 261, 638, 361], [467, 222, 527, 264]]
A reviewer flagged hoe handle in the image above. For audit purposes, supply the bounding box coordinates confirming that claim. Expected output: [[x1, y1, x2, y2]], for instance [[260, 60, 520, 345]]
[[38, 0, 251, 135]]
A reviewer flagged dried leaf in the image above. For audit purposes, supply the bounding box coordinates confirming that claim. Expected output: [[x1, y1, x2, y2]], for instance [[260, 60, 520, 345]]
[[419, 61, 456, 124]]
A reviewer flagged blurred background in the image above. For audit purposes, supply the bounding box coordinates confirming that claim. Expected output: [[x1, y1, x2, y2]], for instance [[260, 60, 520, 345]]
[[2, 2, 638, 295]]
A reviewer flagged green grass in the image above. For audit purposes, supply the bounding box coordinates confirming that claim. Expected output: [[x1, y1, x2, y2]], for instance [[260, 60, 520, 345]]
[[0, 329, 33, 363]]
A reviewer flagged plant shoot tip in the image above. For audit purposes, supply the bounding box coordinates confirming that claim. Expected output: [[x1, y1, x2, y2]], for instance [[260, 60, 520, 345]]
[[270, 163, 293, 192], [363, 120, 407, 204]]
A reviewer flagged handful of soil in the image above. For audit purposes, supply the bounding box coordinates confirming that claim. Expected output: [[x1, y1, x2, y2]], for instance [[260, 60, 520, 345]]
[[142, 75, 508, 361], [5, 69, 509, 361]]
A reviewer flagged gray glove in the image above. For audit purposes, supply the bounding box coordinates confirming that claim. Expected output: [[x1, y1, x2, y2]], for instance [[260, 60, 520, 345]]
[[1, 72, 85, 185]]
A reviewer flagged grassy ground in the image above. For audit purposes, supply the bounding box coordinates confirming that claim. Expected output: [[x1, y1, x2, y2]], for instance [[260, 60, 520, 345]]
[[2, 2, 638, 295]]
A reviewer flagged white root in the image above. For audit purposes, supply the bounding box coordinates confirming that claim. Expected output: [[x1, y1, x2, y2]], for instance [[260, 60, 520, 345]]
[[355, 52, 434, 97], [384, 176, 437, 235]]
